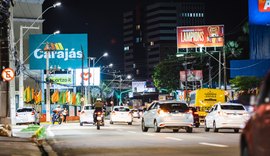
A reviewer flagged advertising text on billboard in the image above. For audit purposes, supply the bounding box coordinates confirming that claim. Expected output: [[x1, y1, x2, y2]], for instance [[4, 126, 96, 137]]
[[177, 25, 224, 49]]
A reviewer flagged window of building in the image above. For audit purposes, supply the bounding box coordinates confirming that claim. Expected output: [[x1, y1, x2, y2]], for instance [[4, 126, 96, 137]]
[[150, 41, 154, 46], [136, 25, 141, 30], [124, 46, 129, 51]]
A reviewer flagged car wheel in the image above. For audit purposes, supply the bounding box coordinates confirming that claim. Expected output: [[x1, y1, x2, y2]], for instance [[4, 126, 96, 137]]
[[234, 129, 239, 133], [141, 119, 148, 132], [154, 121, 160, 133], [80, 122, 83, 126], [110, 121, 113, 124], [213, 121, 218, 133], [128, 122, 132, 125], [195, 123, 200, 128], [173, 129, 179, 133], [204, 121, 210, 132], [186, 127, 193, 133]]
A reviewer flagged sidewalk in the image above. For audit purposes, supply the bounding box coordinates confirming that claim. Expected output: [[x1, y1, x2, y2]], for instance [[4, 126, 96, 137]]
[[0, 124, 57, 156]]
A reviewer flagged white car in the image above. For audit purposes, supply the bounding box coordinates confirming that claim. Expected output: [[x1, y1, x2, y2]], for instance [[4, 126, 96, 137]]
[[110, 106, 133, 125], [141, 100, 194, 133], [15, 107, 39, 125], [204, 102, 250, 133], [79, 104, 95, 126], [131, 109, 140, 119]]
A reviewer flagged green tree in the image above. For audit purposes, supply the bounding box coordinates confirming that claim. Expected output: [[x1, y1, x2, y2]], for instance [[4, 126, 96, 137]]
[[229, 76, 262, 91], [152, 57, 181, 92]]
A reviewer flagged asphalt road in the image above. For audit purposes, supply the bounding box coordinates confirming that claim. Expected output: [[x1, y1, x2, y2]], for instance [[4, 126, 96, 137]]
[[45, 118, 241, 156]]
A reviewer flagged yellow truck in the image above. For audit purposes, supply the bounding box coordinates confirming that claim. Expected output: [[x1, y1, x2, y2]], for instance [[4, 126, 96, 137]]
[[189, 88, 226, 122]]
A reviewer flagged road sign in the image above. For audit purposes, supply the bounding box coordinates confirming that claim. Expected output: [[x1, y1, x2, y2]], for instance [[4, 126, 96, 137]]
[[1, 68, 15, 81]]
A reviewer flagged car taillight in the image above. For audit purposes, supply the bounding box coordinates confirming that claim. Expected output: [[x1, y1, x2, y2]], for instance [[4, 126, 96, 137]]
[[157, 109, 168, 115], [111, 111, 116, 115], [186, 109, 193, 114], [31, 111, 35, 115], [81, 111, 85, 114]]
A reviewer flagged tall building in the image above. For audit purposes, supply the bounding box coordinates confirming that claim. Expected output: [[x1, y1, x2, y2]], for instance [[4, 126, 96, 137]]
[[123, 1, 205, 80]]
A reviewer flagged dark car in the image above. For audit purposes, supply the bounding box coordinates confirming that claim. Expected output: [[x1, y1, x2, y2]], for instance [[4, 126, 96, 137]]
[[240, 72, 270, 156], [189, 106, 200, 127]]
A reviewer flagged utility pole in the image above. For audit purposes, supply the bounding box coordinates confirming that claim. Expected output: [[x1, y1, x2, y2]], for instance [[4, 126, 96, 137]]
[[208, 56, 212, 88], [223, 47, 227, 90], [219, 51, 221, 89], [19, 26, 39, 108], [81, 45, 84, 106], [45, 43, 51, 122]]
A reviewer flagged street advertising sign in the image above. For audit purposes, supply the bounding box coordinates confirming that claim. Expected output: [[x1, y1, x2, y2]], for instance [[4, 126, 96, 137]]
[[177, 25, 224, 48], [249, 0, 270, 25], [75, 67, 100, 86], [29, 34, 88, 70], [180, 70, 203, 82], [132, 81, 156, 93], [44, 74, 73, 89], [1, 68, 15, 81]]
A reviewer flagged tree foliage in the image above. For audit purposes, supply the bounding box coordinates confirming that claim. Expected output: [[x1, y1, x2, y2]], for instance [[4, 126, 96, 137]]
[[229, 76, 262, 91], [152, 57, 181, 92]]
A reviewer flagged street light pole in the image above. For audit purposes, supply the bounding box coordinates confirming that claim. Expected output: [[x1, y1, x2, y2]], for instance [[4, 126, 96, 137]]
[[19, 26, 39, 108]]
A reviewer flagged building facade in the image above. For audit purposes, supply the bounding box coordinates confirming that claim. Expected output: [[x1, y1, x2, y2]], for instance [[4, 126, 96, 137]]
[[123, 1, 205, 80]]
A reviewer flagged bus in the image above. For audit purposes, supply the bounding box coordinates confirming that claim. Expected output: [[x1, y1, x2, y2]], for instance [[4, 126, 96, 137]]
[[189, 88, 226, 122]]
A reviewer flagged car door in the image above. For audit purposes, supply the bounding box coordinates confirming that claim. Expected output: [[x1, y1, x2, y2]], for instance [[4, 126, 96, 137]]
[[144, 102, 156, 127], [206, 105, 217, 128]]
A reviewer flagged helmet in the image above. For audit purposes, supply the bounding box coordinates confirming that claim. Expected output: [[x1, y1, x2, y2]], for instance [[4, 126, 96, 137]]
[[96, 98, 102, 101]]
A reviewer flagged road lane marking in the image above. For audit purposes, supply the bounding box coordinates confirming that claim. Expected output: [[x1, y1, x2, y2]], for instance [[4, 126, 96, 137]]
[[165, 137, 183, 141], [127, 131, 137, 134], [199, 142, 229, 148], [142, 133, 155, 136]]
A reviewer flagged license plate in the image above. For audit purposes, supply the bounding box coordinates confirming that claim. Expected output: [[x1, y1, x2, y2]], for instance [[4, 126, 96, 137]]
[[97, 116, 102, 120]]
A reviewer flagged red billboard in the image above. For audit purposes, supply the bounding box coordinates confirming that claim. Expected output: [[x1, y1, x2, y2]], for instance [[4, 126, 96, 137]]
[[180, 70, 203, 82], [177, 25, 224, 48], [259, 0, 270, 12]]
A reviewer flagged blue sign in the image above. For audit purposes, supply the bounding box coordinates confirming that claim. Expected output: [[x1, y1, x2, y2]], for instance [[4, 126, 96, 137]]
[[29, 34, 88, 70], [249, 0, 270, 25]]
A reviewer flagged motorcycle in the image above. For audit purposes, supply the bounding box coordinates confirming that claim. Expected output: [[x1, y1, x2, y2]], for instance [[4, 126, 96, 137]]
[[52, 111, 63, 125], [95, 111, 104, 130]]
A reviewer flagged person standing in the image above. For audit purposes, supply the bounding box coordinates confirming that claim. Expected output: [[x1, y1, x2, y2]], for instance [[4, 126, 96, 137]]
[[62, 108, 68, 123]]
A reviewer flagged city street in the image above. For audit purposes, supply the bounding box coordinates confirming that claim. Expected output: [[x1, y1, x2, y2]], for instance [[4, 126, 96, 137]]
[[45, 118, 240, 156]]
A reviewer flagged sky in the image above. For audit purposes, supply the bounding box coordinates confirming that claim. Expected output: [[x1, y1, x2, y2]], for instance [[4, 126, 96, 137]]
[[42, 0, 248, 70]]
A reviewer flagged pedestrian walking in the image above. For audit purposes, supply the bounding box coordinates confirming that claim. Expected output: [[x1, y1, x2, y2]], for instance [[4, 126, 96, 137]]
[[62, 108, 68, 123]]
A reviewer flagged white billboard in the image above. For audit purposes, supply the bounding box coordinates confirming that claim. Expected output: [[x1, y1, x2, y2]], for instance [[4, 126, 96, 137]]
[[75, 67, 100, 86]]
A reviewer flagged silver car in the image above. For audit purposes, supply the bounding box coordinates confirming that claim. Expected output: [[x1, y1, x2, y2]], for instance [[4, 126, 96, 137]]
[[141, 100, 194, 133]]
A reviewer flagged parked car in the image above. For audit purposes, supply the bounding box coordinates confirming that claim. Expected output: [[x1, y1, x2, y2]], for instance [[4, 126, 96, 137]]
[[131, 109, 140, 119], [204, 102, 250, 133], [15, 107, 39, 125], [189, 106, 200, 127], [79, 104, 95, 126], [240, 72, 270, 156], [141, 100, 193, 133], [110, 106, 133, 125]]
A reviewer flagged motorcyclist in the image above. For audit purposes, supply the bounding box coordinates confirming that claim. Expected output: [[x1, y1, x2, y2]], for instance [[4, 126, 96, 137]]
[[93, 98, 104, 124], [52, 105, 63, 124]]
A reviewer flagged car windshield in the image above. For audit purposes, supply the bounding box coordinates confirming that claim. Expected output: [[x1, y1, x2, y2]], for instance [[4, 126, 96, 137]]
[[17, 108, 33, 112], [220, 105, 245, 110], [160, 103, 188, 112], [84, 106, 94, 110], [114, 107, 130, 112]]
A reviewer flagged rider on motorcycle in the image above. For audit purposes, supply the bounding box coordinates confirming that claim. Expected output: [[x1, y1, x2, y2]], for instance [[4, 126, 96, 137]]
[[52, 105, 63, 124], [93, 98, 104, 124]]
